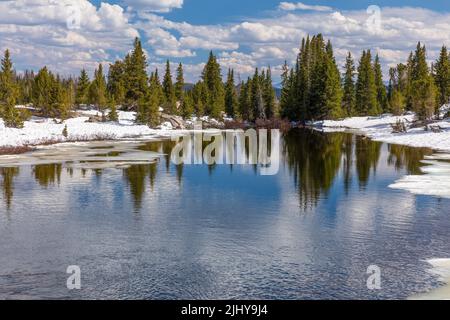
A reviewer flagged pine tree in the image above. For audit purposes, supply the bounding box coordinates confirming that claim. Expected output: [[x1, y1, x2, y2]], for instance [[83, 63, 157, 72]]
[[356, 50, 379, 116], [410, 43, 437, 119], [263, 67, 276, 118], [107, 60, 126, 106], [175, 63, 184, 102], [433, 46, 450, 108], [202, 51, 225, 118], [0, 49, 23, 128], [89, 64, 107, 114], [75, 69, 90, 106], [374, 54, 388, 113], [32, 67, 54, 117], [342, 52, 356, 117], [181, 92, 194, 119], [250, 68, 265, 120], [124, 38, 148, 107], [137, 88, 159, 127], [322, 40, 343, 119], [224, 69, 238, 118], [239, 79, 252, 121], [390, 89, 405, 115], [279, 61, 293, 119], [108, 96, 119, 122], [162, 60, 176, 114]]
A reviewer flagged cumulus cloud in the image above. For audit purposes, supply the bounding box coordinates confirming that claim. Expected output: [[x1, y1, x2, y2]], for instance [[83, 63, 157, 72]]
[[123, 0, 183, 13], [0, 0, 138, 74], [1, 1, 449, 82], [279, 2, 332, 12]]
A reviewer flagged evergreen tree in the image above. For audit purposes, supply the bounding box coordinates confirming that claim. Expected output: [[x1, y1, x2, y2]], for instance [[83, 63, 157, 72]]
[[0, 50, 23, 128], [107, 60, 126, 106], [433, 45, 450, 108], [175, 63, 185, 101], [75, 69, 90, 105], [250, 68, 265, 120], [32, 67, 54, 117], [410, 43, 437, 119], [202, 51, 225, 118], [124, 38, 148, 106], [374, 54, 388, 113], [355, 50, 379, 115], [263, 67, 276, 118], [181, 92, 194, 119], [162, 60, 176, 114], [342, 52, 356, 117], [322, 40, 343, 119], [239, 79, 252, 121], [89, 64, 107, 114], [136, 88, 159, 127], [224, 69, 238, 118], [108, 96, 119, 122]]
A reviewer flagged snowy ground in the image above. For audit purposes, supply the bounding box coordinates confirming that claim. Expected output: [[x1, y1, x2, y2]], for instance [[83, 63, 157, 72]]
[[321, 113, 450, 152], [0, 110, 175, 148]]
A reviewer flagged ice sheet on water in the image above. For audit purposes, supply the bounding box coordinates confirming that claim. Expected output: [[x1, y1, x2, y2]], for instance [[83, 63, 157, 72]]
[[389, 153, 450, 198], [0, 141, 161, 169]]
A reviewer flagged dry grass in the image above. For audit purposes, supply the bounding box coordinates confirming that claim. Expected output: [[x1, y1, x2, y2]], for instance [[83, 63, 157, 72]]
[[0, 146, 35, 156]]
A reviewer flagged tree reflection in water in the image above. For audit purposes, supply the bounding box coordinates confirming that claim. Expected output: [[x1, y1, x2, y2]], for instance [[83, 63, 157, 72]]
[[0, 131, 436, 212]]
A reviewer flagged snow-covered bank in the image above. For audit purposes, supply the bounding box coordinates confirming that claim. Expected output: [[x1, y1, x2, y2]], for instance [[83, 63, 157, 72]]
[[0, 110, 174, 148], [322, 114, 450, 152]]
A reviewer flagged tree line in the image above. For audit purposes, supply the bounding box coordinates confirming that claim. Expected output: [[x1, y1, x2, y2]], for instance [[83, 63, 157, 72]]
[[0, 38, 277, 128], [280, 34, 449, 123], [1, 35, 449, 129]]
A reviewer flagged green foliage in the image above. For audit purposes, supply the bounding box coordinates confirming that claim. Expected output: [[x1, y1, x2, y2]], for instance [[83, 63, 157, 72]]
[[342, 52, 356, 117], [0, 50, 24, 128], [374, 54, 388, 113], [89, 63, 107, 111], [124, 38, 148, 106], [175, 63, 184, 102], [162, 60, 176, 114], [108, 97, 119, 122], [433, 46, 450, 107], [75, 69, 90, 105], [356, 50, 379, 116], [107, 60, 126, 106], [224, 69, 238, 118], [181, 92, 195, 119], [202, 51, 225, 118]]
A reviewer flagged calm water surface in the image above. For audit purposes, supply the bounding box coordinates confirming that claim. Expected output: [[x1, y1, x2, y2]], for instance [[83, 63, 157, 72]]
[[0, 129, 449, 299]]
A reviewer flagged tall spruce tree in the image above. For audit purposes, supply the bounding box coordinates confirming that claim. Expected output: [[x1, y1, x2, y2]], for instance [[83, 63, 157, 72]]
[[342, 52, 356, 117], [374, 54, 388, 113], [162, 60, 176, 114], [0, 49, 23, 128], [89, 64, 107, 114], [263, 67, 276, 118], [75, 69, 90, 105], [124, 38, 148, 107], [175, 63, 184, 102], [107, 60, 126, 106], [410, 43, 437, 119], [433, 45, 450, 108], [202, 51, 225, 118], [224, 69, 238, 118], [356, 50, 379, 116]]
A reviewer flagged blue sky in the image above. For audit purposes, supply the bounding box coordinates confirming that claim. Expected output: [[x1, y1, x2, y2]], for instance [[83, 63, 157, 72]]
[[1, 1, 450, 82]]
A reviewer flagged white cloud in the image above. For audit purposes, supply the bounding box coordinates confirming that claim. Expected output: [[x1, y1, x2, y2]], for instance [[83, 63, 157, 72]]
[[123, 0, 183, 13], [279, 2, 332, 12]]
